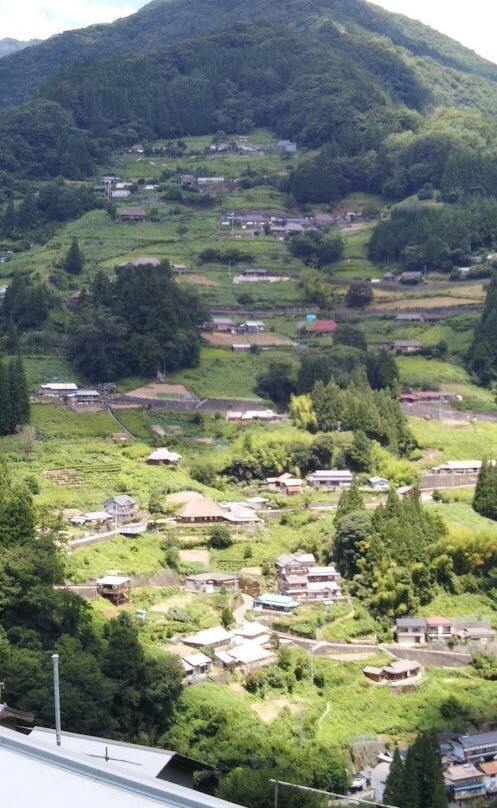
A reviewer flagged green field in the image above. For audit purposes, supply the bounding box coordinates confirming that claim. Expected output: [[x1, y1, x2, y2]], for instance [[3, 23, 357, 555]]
[[410, 416, 497, 461]]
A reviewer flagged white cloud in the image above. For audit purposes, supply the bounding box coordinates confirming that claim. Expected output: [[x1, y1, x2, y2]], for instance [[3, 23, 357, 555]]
[[371, 1, 497, 63], [0, 1, 146, 41]]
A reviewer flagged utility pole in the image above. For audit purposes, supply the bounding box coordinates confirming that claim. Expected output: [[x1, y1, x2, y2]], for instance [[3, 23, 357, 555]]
[[51, 654, 62, 746]]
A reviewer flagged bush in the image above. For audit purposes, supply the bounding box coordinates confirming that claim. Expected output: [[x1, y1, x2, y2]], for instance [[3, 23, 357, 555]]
[[209, 525, 233, 549]]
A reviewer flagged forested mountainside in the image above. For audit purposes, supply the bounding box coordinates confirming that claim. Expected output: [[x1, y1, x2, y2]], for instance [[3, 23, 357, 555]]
[[1, 8, 497, 187], [0, 0, 497, 109], [0, 39, 40, 59]]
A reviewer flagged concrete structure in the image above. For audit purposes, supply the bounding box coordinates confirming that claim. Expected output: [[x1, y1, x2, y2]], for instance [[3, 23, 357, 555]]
[[184, 572, 238, 594], [307, 469, 352, 489], [146, 448, 182, 465], [233, 621, 270, 645]]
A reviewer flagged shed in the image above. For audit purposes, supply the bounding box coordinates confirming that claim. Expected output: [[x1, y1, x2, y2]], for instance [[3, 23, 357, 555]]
[[146, 448, 182, 465], [254, 593, 299, 612], [96, 575, 130, 605]]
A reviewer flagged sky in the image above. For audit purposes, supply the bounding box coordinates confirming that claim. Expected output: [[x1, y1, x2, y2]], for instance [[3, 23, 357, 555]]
[[1, 0, 497, 66]]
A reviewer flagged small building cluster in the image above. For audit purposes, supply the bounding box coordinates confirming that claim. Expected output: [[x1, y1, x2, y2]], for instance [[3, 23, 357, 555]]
[[181, 622, 274, 679], [395, 616, 495, 645], [263, 468, 354, 494], [275, 553, 342, 604]]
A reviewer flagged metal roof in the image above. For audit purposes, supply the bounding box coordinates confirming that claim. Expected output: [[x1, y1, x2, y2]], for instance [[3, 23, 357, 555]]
[[455, 731, 497, 749], [0, 726, 242, 808]]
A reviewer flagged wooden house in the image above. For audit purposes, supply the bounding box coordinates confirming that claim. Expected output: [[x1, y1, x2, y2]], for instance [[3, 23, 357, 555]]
[[96, 575, 130, 605]]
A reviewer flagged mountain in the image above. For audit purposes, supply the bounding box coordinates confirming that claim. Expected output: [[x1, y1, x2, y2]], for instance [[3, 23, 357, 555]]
[[0, 38, 40, 60], [0, 0, 496, 109]]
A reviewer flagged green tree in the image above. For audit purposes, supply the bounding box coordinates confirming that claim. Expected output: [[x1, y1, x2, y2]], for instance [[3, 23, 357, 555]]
[[63, 237, 84, 275], [344, 282, 373, 308], [209, 525, 233, 549], [383, 747, 405, 808]]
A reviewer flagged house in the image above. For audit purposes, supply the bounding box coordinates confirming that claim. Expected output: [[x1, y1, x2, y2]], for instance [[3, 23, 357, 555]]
[[477, 760, 497, 793], [307, 470, 353, 489], [184, 572, 239, 594], [395, 617, 427, 645], [275, 139, 297, 153], [233, 621, 270, 645], [117, 207, 147, 222], [226, 409, 280, 422], [67, 389, 101, 405], [395, 312, 424, 323], [179, 174, 195, 186], [245, 496, 268, 511], [129, 143, 144, 153], [184, 626, 233, 651], [400, 271, 423, 284], [238, 320, 265, 334], [39, 382, 78, 397], [432, 460, 487, 475], [103, 494, 137, 519], [254, 593, 299, 612], [0, 725, 239, 808], [280, 477, 303, 495], [425, 616, 452, 642], [210, 316, 235, 332], [70, 511, 113, 527], [264, 472, 303, 493], [131, 256, 161, 267], [197, 177, 225, 185], [303, 318, 337, 335], [399, 391, 458, 404], [146, 448, 182, 465], [220, 503, 262, 526], [181, 652, 212, 681], [215, 642, 275, 673], [232, 344, 251, 352], [382, 272, 396, 282], [175, 497, 226, 524], [96, 575, 130, 605], [362, 666, 384, 683], [276, 553, 341, 603], [368, 476, 390, 491], [0, 703, 33, 731], [382, 659, 421, 682], [451, 732, 497, 764], [371, 761, 391, 802], [111, 189, 131, 198], [452, 620, 496, 643], [444, 764, 486, 801], [275, 552, 316, 576], [392, 339, 421, 354]]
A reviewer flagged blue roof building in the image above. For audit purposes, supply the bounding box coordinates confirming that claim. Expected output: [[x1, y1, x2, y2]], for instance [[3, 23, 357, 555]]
[[253, 593, 299, 612]]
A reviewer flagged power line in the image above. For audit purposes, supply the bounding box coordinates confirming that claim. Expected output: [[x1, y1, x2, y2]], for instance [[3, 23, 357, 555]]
[[269, 779, 404, 808]]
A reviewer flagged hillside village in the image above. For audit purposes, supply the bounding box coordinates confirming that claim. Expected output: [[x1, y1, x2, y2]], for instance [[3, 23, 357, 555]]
[[3, 0, 497, 806]]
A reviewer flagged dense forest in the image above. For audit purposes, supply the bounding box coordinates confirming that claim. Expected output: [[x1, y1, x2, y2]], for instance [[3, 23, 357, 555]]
[[69, 264, 206, 381], [1, 0, 497, 110], [1, 0, 497, 182]]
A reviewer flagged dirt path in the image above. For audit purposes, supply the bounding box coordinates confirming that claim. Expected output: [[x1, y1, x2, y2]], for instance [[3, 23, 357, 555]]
[[233, 592, 253, 624]]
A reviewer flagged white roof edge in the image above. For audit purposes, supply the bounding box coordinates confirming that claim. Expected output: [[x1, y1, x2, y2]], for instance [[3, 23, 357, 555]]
[[0, 727, 242, 808]]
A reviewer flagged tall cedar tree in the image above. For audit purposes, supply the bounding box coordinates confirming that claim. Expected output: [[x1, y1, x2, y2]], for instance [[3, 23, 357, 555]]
[[467, 272, 497, 384], [473, 458, 497, 520], [63, 237, 84, 275], [409, 730, 448, 808], [383, 747, 405, 808], [0, 356, 29, 436]]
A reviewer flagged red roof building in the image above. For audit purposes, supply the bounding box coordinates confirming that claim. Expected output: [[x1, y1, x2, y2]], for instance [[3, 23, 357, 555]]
[[306, 319, 337, 335]]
